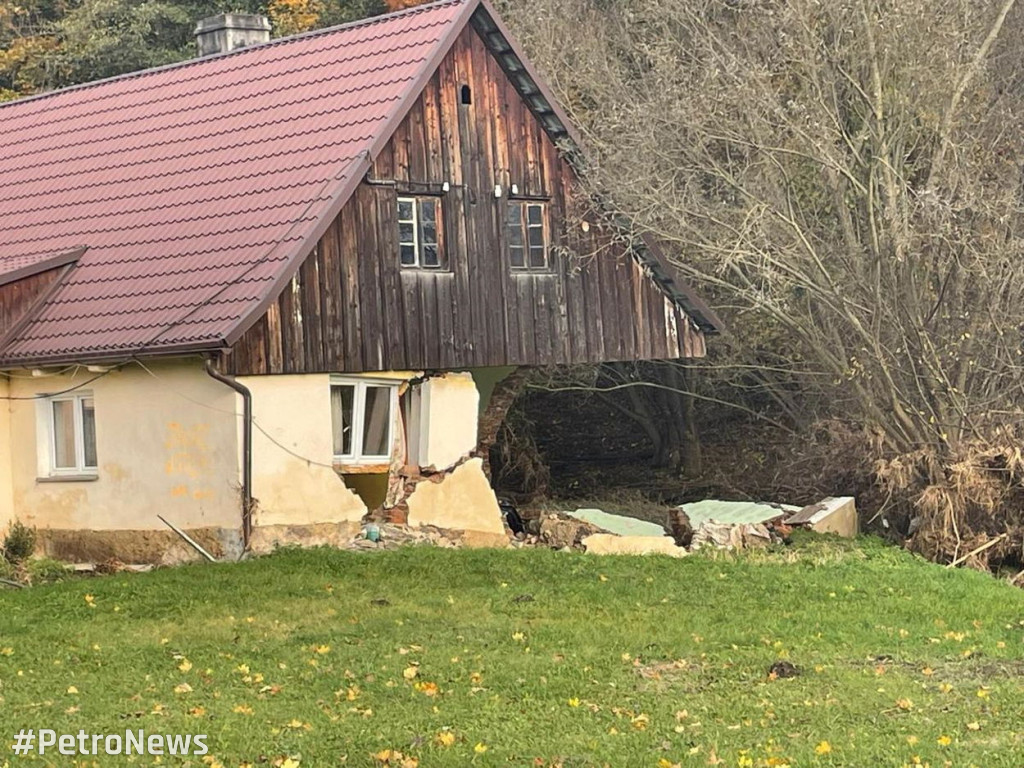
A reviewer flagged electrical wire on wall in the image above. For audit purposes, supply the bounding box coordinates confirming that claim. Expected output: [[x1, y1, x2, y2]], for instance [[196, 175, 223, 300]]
[[0, 368, 114, 400], [132, 358, 338, 470]]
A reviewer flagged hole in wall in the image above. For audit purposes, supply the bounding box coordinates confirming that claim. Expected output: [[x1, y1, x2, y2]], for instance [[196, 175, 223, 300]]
[[460, 84, 472, 105], [342, 472, 388, 511]]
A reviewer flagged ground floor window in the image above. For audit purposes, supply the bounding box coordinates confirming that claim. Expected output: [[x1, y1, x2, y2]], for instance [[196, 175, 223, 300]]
[[46, 392, 97, 475], [330, 377, 398, 464]]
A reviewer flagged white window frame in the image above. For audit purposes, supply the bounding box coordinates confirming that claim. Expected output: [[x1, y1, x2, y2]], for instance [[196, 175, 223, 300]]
[[330, 376, 399, 465], [508, 200, 550, 272], [397, 196, 443, 269], [398, 196, 420, 266], [43, 392, 97, 477]]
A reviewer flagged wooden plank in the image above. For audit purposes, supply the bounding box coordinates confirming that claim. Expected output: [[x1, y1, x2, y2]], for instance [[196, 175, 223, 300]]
[[472, 29, 507, 366], [436, 54, 463, 186], [265, 300, 284, 373], [391, 118, 411, 184], [514, 275, 535, 364], [339, 202, 363, 372], [0, 267, 64, 340], [453, 32, 488, 367], [630, 260, 648, 360], [581, 235, 606, 361], [407, 97, 428, 183], [418, 273, 440, 368], [532, 276, 555, 365], [484, 38, 517, 364], [373, 184, 408, 368], [277, 276, 301, 372], [300, 246, 324, 370], [356, 184, 385, 371], [422, 72, 445, 181], [546, 139, 572, 361], [319, 219, 344, 369], [646, 264, 670, 359], [446, 184, 472, 364], [401, 272, 424, 368], [434, 273, 455, 369]]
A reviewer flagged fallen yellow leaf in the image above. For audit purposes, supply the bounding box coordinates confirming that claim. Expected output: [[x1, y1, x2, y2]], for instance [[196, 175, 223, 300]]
[[413, 681, 439, 697], [435, 730, 455, 747]]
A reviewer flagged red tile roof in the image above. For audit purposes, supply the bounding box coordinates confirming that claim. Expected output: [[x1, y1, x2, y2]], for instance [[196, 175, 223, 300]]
[[0, 0, 476, 365], [0, 248, 84, 287], [0, 0, 719, 366]]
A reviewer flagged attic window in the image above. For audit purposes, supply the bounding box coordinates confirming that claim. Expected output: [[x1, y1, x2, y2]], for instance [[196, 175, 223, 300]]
[[460, 84, 472, 105], [508, 201, 549, 271], [398, 196, 445, 269]]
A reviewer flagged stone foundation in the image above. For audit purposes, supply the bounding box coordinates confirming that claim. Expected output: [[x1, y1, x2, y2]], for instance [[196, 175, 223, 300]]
[[37, 526, 243, 564], [248, 521, 363, 555]]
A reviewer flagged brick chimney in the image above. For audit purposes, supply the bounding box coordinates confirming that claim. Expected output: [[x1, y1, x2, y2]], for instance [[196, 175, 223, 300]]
[[194, 13, 272, 57]]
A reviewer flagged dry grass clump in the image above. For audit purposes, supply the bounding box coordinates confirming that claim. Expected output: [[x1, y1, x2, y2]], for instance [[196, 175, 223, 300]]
[[877, 429, 1024, 571]]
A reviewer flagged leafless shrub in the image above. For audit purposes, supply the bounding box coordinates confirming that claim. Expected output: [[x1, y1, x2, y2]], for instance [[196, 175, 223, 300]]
[[500, 0, 1024, 565]]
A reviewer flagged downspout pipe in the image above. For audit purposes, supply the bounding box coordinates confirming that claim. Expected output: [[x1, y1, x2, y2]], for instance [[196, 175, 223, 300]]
[[204, 357, 253, 549]]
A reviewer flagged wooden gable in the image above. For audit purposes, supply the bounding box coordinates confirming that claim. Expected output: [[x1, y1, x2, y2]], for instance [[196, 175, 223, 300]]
[[227, 21, 705, 375], [0, 249, 80, 350]]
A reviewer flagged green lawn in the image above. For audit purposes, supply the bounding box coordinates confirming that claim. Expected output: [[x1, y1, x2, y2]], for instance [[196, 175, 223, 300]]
[[2, 536, 1024, 767]]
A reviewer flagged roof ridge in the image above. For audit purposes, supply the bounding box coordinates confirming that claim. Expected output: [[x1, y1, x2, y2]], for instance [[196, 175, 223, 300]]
[[0, 0, 467, 113]]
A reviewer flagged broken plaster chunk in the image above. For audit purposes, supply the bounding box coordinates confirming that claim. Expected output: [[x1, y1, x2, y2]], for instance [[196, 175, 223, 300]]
[[566, 508, 669, 538], [405, 457, 504, 536], [582, 533, 688, 558]]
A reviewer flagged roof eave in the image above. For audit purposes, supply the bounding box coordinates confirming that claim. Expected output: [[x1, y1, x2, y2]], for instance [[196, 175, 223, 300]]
[[0, 340, 228, 371]]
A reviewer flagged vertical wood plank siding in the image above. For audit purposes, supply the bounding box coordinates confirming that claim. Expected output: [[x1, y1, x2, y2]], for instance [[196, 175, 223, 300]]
[[0, 267, 68, 340], [228, 25, 705, 375]]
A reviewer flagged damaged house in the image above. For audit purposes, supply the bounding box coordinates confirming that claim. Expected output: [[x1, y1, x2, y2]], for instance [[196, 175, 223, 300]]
[[0, 0, 720, 562]]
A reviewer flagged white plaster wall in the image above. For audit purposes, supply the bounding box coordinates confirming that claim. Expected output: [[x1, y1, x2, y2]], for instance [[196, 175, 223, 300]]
[[411, 372, 479, 470], [239, 373, 367, 526], [406, 457, 504, 535], [7, 359, 241, 531], [0, 377, 14, 532]]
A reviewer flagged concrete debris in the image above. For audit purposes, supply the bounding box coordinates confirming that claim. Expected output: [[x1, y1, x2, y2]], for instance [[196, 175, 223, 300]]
[[348, 523, 463, 550], [582, 533, 688, 558], [681, 499, 800, 528], [784, 496, 858, 537], [690, 520, 776, 550], [566, 508, 669, 538], [537, 513, 607, 549]]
